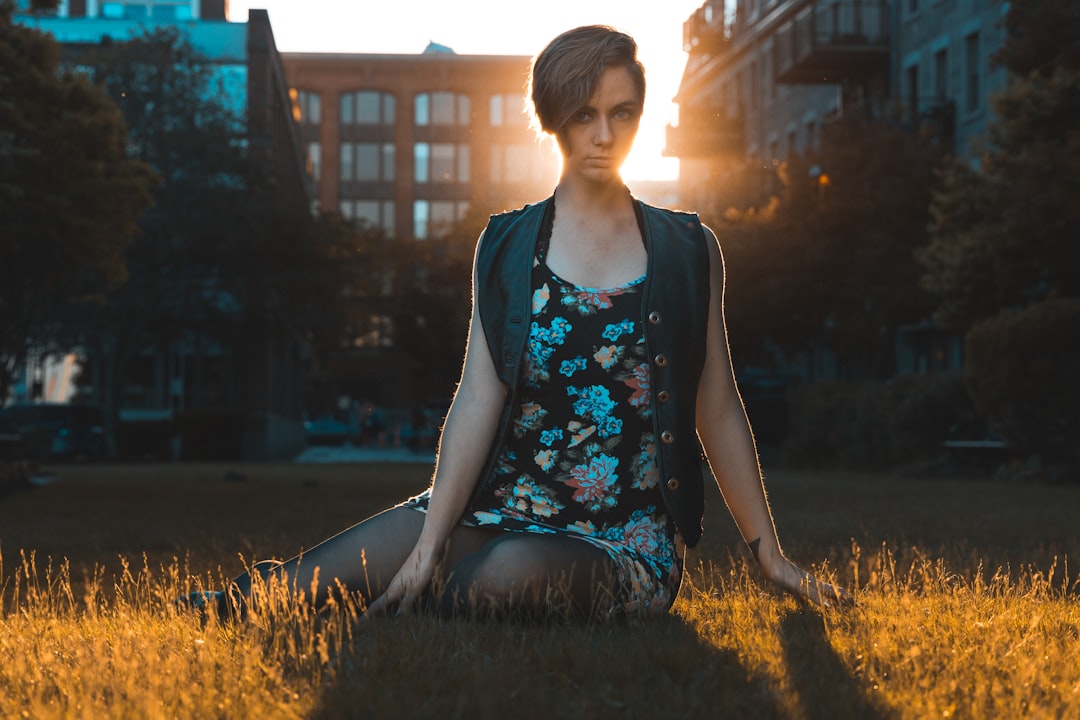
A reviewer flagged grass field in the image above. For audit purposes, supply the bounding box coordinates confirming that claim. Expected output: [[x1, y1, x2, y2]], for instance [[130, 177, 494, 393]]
[[1, 461, 1078, 719]]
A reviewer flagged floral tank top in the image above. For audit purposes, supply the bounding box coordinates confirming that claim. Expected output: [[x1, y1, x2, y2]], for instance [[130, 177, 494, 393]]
[[402, 247, 684, 613]]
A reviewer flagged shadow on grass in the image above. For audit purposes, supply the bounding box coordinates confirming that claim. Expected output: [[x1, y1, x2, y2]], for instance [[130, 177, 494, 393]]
[[310, 613, 788, 720], [779, 608, 896, 720]]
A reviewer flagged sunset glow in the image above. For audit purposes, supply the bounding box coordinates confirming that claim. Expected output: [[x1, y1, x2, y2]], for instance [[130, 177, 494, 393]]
[[230, 0, 707, 182]]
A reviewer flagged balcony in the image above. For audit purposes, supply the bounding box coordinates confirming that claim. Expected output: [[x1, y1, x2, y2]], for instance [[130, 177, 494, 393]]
[[774, 0, 889, 85], [683, 1, 729, 56], [663, 107, 744, 158]]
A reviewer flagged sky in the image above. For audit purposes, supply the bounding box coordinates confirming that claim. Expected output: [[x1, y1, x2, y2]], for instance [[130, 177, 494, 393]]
[[228, 0, 710, 181]]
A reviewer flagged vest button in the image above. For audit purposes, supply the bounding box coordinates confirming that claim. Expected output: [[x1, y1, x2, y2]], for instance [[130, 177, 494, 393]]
[[657, 390, 671, 403], [661, 430, 674, 444], [654, 353, 668, 368], [648, 311, 662, 325], [667, 477, 680, 490]]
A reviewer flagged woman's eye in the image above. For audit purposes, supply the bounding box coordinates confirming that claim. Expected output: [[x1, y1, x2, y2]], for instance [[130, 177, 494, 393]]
[[574, 111, 593, 123]]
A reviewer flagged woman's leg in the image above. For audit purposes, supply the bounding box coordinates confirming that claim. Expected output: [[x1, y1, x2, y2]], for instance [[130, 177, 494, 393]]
[[230, 506, 501, 608], [438, 533, 619, 621]]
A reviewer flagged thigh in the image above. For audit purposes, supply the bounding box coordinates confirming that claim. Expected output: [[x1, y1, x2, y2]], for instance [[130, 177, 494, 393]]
[[243, 506, 504, 603], [441, 531, 619, 619]]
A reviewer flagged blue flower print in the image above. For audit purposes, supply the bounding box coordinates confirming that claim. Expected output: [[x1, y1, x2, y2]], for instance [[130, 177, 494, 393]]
[[565, 453, 621, 513], [532, 283, 550, 315], [560, 287, 615, 316], [602, 319, 635, 342], [534, 448, 557, 472], [568, 385, 622, 439], [559, 356, 588, 378], [569, 520, 597, 535], [630, 434, 658, 490], [472, 510, 504, 526], [513, 402, 547, 438], [539, 427, 564, 447], [504, 476, 564, 518], [526, 317, 573, 388], [593, 345, 624, 370]]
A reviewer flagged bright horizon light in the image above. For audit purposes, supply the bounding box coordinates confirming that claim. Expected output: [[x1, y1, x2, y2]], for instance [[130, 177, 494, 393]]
[[229, 0, 708, 182]]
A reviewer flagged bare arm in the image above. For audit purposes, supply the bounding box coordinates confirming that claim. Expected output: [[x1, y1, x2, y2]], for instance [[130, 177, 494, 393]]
[[695, 227, 852, 608], [366, 232, 506, 614]]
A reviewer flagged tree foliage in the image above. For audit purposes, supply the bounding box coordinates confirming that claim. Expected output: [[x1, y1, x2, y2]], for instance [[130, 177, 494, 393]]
[[0, 3, 154, 401], [70, 28, 364, 453], [717, 116, 944, 379], [921, 0, 1079, 470], [921, 0, 1080, 330]]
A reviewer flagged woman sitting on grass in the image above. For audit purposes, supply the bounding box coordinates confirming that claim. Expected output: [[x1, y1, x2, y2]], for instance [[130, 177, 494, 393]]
[[185, 25, 852, 620]]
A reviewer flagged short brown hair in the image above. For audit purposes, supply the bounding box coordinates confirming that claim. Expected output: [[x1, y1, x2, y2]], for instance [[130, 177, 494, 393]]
[[529, 25, 646, 139]]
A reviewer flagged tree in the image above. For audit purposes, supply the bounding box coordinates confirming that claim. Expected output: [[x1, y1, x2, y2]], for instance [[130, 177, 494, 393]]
[[920, 0, 1080, 471], [718, 116, 944, 380], [73, 28, 360, 456], [0, 1, 154, 402], [921, 0, 1080, 331]]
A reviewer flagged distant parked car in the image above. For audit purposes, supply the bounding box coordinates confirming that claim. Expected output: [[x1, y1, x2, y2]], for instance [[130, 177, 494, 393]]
[[0, 403, 106, 460]]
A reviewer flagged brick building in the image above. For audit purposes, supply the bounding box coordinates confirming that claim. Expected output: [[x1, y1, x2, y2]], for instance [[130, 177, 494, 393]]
[[282, 47, 560, 241]]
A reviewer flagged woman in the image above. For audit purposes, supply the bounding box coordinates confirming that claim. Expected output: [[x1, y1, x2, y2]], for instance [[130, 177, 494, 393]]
[[190, 25, 851, 620]]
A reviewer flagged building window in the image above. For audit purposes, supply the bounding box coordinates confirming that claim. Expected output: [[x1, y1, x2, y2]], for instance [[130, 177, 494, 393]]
[[340, 199, 395, 236], [291, 89, 321, 125], [906, 63, 919, 115], [102, 1, 191, 19], [805, 120, 817, 151], [341, 91, 396, 126], [414, 142, 469, 183], [965, 32, 981, 112], [490, 144, 550, 185], [934, 49, 948, 101], [490, 93, 526, 127], [415, 92, 471, 127], [340, 142, 395, 182], [414, 200, 470, 240], [305, 141, 321, 181]]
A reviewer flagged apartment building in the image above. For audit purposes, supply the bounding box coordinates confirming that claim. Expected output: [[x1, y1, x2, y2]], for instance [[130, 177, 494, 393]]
[[282, 48, 560, 241], [668, 0, 1008, 214]]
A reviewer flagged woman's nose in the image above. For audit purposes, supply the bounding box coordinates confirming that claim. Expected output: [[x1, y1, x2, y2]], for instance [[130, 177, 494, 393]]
[[594, 118, 613, 144]]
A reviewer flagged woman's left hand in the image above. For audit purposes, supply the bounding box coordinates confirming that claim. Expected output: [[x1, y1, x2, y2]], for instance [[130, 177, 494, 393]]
[[761, 554, 854, 609]]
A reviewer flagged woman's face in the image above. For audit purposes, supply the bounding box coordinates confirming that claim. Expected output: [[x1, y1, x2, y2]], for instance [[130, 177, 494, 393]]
[[558, 65, 642, 184]]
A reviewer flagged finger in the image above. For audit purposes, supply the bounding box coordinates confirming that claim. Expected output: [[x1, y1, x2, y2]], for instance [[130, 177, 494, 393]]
[[805, 578, 854, 609], [365, 596, 386, 615], [365, 584, 401, 617], [393, 591, 417, 618]]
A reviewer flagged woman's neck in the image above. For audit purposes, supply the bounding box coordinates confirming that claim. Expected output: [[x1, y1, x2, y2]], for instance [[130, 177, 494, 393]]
[[553, 176, 632, 217]]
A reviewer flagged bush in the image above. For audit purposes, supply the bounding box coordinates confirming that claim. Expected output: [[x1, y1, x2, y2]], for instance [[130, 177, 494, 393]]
[[783, 372, 981, 471], [964, 299, 1080, 467], [118, 419, 174, 460], [784, 381, 891, 470], [177, 408, 247, 461], [0, 461, 31, 499]]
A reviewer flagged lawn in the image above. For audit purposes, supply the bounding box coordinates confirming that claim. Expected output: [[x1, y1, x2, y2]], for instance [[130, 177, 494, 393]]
[[1, 461, 1077, 719]]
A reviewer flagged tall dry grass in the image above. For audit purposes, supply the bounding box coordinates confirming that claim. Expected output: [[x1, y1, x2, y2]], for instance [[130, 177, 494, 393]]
[[1, 463, 1077, 719]]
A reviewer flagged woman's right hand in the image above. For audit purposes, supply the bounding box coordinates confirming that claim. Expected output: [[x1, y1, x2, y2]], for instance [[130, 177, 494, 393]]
[[365, 542, 440, 617]]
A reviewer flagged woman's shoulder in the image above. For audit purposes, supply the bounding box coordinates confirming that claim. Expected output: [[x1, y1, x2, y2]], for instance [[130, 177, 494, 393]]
[[634, 198, 716, 245], [479, 197, 554, 255]]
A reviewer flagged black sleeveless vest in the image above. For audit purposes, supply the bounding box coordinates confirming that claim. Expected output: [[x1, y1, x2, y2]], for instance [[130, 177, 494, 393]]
[[473, 196, 713, 548]]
